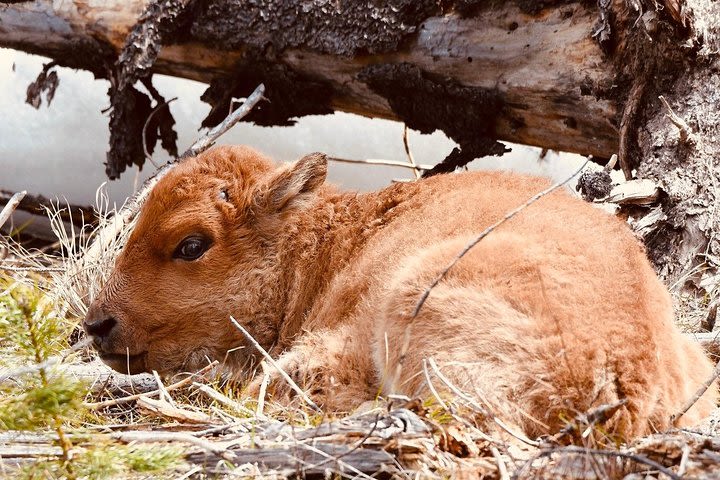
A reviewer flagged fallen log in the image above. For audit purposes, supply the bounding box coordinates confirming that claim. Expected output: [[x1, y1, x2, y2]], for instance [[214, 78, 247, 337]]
[[0, 0, 619, 165], [2, 0, 720, 293], [0, 189, 97, 228]]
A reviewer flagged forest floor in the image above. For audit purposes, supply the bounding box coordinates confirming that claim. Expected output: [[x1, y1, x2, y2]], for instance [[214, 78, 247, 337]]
[[1, 211, 720, 480]]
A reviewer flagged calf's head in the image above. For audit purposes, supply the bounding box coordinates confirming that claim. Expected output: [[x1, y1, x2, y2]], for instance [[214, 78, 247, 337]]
[[83, 145, 327, 375]]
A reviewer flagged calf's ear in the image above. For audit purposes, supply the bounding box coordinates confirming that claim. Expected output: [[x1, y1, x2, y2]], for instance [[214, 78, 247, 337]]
[[257, 152, 327, 212]]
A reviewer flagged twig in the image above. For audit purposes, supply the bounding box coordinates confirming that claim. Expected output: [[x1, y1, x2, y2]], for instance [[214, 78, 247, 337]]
[[0, 264, 66, 273], [677, 444, 691, 477], [411, 159, 589, 319], [193, 382, 258, 418], [0, 190, 26, 229], [422, 359, 501, 445], [670, 357, 720, 426], [491, 446, 511, 480], [84, 360, 218, 410], [390, 160, 588, 401], [256, 364, 271, 417], [136, 396, 217, 424], [152, 369, 174, 406], [141, 96, 178, 168], [428, 358, 539, 447], [229, 316, 321, 413], [0, 337, 92, 384], [183, 85, 265, 159], [603, 153, 618, 173], [176, 466, 203, 480], [618, 81, 645, 180], [402, 126, 421, 179], [659, 95, 695, 144], [422, 359, 450, 412], [328, 156, 433, 171]]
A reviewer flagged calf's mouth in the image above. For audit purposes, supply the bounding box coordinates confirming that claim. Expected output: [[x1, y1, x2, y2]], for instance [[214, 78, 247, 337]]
[[97, 351, 148, 375]]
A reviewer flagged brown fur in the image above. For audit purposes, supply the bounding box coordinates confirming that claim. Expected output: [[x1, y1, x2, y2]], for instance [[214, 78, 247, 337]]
[[84, 145, 717, 439]]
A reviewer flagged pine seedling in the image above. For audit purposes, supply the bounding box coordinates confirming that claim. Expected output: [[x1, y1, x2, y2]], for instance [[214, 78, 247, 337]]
[[0, 277, 85, 478]]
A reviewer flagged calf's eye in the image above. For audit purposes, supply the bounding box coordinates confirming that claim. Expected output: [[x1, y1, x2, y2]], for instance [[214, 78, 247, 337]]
[[173, 236, 210, 261]]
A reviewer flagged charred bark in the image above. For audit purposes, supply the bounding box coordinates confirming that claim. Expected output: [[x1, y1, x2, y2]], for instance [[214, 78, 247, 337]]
[[0, 0, 619, 171]]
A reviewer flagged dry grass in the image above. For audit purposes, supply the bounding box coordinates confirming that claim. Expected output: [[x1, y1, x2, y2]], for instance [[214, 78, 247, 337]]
[[2, 195, 720, 479]]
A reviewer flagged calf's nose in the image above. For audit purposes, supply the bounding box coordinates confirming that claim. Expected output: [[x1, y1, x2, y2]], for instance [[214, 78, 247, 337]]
[[83, 305, 118, 346]]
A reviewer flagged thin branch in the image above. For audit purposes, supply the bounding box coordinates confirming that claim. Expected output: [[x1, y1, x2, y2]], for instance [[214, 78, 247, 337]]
[[0, 190, 26, 229], [152, 369, 175, 406], [304, 413, 381, 472], [328, 156, 433, 171], [84, 360, 218, 410], [193, 382, 258, 418], [295, 442, 377, 480], [670, 357, 720, 426], [491, 446, 511, 480], [0, 265, 66, 273], [183, 84, 266, 159], [229, 316, 321, 413], [659, 95, 695, 144], [402, 126, 421, 179]]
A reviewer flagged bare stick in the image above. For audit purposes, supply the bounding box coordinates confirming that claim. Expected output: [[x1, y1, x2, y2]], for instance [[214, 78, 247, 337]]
[[603, 153, 618, 173], [152, 369, 175, 406], [84, 360, 218, 410], [256, 365, 271, 417], [193, 382, 258, 418], [0, 190, 26, 229], [491, 446, 510, 480], [328, 156, 433, 171], [390, 160, 589, 395], [422, 359, 500, 444], [670, 357, 720, 425], [295, 442, 376, 480], [402, 126, 421, 179], [0, 264, 66, 273], [659, 95, 694, 144], [183, 85, 265, 158], [229, 316, 321, 413], [411, 159, 589, 319]]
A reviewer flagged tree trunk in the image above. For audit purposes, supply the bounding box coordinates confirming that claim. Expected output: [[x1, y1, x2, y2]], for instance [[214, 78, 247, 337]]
[[1, 0, 719, 295]]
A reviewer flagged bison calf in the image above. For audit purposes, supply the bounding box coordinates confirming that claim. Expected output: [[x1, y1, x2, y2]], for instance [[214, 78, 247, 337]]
[[84, 145, 716, 439]]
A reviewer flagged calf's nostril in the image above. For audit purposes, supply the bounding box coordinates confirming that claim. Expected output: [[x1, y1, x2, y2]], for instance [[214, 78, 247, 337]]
[[84, 316, 117, 340]]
